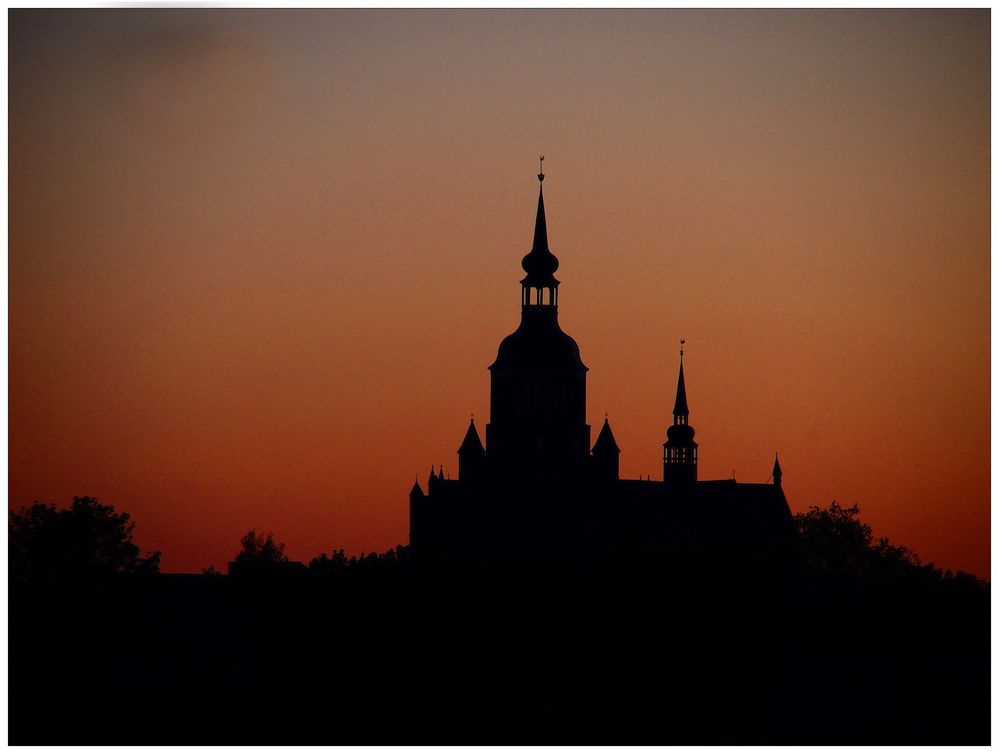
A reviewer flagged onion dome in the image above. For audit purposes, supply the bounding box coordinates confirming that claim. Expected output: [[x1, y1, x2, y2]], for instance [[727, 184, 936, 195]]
[[666, 422, 696, 443]]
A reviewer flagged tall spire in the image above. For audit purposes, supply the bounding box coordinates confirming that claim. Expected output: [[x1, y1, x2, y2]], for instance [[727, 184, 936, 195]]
[[772, 453, 782, 487], [672, 340, 689, 417], [521, 157, 560, 291]]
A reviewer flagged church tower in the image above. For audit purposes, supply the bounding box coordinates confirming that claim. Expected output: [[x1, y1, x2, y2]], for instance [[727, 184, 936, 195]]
[[486, 160, 590, 479], [663, 343, 698, 484]]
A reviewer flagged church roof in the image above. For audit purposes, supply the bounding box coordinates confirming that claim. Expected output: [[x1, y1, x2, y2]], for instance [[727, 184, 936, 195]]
[[673, 359, 689, 416], [458, 419, 485, 456], [520, 182, 560, 289], [592, 417, 620, 455]]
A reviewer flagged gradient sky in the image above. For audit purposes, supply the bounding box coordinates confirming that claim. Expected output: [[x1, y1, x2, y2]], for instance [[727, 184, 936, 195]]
[[9, 10, 990, 575]]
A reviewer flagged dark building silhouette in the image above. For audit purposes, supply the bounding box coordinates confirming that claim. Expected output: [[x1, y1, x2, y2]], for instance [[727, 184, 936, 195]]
[[411, 164, 793, 555]]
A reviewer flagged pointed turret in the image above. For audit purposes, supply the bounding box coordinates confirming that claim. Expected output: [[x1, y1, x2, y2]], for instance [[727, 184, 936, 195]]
[[591, 416, 620, 481], [458, 418, 486, 482], [772, 453, 782, 488], [410, 479, 425, 499], [592, 417, 620, 455], [458, 418, 485, 455]]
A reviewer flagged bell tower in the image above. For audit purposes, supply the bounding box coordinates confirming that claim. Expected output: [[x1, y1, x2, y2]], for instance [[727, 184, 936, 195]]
[[663, 341, 698, 484], [486, 160, 590, 479]]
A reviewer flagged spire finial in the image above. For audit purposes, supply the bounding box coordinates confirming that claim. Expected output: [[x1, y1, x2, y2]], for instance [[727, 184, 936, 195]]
[[680, 338, 685, 362], [538, 155, 545, 182]]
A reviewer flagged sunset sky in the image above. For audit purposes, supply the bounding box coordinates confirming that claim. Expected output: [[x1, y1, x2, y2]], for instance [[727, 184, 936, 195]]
[[9, 10, 989, 575]]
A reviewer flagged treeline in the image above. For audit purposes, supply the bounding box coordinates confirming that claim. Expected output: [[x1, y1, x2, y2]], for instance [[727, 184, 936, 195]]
[[9, 496, 989, 745], [9, 495, 985, 589]]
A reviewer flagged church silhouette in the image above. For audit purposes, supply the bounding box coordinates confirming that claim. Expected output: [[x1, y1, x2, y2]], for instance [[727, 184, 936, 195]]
[[410, 163, 793, 556]]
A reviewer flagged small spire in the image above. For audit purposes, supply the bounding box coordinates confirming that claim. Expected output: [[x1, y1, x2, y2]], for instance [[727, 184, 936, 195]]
[[773, 453, 783, 487], [532, 180, 549, 254], [429, 465, 437, 482]]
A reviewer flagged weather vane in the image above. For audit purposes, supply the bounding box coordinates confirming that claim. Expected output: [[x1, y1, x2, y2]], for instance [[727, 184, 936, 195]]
[[680, 338, 685, 360], [538, 155, 545, 182]]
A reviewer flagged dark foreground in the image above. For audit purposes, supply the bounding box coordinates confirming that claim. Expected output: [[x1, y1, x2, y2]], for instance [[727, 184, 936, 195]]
[[11, 542, 988, 745]]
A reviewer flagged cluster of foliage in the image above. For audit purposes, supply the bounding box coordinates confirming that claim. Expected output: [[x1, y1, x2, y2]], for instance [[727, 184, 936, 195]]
[[793, 501, 984, 587], [308, 546, 408, 575], [234, 529, 288, 565], [228, 529, 408, 576], [9, 496, 160, 586]]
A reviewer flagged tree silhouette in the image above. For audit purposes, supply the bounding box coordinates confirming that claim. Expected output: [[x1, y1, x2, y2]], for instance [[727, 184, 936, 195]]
[[309, 548, 350, 574], [234, 529, 288, 564], [9, 496, 160, 586], [794, 501, 932, 580]]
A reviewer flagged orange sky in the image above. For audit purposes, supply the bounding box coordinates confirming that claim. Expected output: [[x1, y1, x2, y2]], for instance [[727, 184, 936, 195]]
[[9, 10, 990, 575]]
